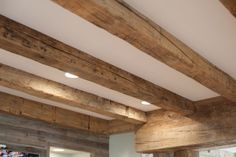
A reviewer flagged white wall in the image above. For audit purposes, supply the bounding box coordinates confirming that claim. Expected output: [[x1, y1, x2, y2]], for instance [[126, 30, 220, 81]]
[[200, 150, 236, 157], [50, 152, 71, 157], [50, 151, 90, 157], [109, 132, 140, 157]]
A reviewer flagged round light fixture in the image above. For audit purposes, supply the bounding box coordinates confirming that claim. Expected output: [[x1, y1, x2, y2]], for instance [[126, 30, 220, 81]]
[[64, 72, 78, 79], [141, 101, 151, 105]]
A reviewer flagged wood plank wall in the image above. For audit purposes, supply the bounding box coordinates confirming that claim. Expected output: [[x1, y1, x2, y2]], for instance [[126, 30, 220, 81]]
[[0, 112, 109, 157]]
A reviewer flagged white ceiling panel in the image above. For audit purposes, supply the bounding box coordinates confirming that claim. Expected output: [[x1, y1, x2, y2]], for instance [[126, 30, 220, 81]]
[[124, 0, 236, 80]]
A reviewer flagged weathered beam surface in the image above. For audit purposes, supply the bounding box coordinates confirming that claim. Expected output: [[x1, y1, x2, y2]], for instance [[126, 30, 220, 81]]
[[52, 0, 236, 103], [220, 0, 236, 17], [174, 150, 199, 157], [152, 150, 198, 157], [153, 152, 173, 157], [0, 64, 146, 124], [0, 15, 195, 115], [0, 112, 109, 157], [136, 97, 236, 152], [0, 91, 108, 133], [106, 120, 140, 134]]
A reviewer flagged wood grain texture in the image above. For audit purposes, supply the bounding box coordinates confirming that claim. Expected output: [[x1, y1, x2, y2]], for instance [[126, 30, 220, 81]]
[[152, 150, 198, 157], [0, 64, 146, 124], [153, 152, 173, 157], [220, 0, 236, 17], [174, 150, 199, 157], [0, 15, 195, 115], [106, 120, 140, 134], [52, 0, 236, 103], [136, 97, 236, 152], [0, 112, 109, 157], [0, 91, 108, 133]]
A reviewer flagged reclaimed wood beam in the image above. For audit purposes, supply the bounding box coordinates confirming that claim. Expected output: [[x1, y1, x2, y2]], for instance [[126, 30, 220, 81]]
[[52, 0, 236, 103], [153, 150, 198, 157], [136, 97, 236, 152], [106, 120, 140, 134], [153, 153, 172, 157], [174, 150, 199, 157], [0, 92, 136, 135], [0, 64, 146, 124], [220, 0, 236, 17], [0, 91, 108, 133], [0, 15, 195, 115], [0, 91, 142, 135]]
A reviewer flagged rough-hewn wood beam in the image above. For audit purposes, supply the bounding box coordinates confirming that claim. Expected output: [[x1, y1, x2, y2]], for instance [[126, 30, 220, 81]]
[[136, 97, 236, 152], [0, 91, 141, 135], [0, 15, 195, 115], [220, 0, 236, 17], [153, 152, 173, 157], [0, 91, 108, 133], [152, 150, 199, 157], [106, 120, 140, 134], [174, 150, 199, 157], [0, 64, 146, 124], [52, 0, 236, 103], [0, 91, 135, 136]]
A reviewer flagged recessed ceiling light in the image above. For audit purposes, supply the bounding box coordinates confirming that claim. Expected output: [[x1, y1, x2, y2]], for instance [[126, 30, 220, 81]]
[[141, 101, 151, 105], [51, 148, 65, 152], [64, 72, 78, 79]]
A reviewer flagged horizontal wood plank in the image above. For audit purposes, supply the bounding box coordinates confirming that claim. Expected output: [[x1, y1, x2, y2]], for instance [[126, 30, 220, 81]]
[[106, 120, 140, 134], [174, 150, 199, 157], [153, 153, 173, 157], [0, 91, 108, 133]]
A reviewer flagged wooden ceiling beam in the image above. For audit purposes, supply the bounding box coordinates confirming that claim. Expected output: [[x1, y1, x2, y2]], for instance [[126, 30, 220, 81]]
[[220, 0, 236, 17], [52, 0, 236, 103], [0, 15, 195, 115], [0, 92, 144, 135], [0, 91, 108, 134], [0, 64, 146, 124], [174, 150, 199, 157], [0, 91, 139, 135], [106, 120, 140, 135], [136, 97, 236, 152]]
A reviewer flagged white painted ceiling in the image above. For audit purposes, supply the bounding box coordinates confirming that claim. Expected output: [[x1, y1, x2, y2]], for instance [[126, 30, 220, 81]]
[[124, 0, 236, 79], [0, 0, 235, 119]]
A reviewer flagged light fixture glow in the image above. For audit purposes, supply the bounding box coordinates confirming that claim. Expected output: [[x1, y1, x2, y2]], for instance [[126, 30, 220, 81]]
[[141, 101, 151, 105], [0, 144, 6, 148], [51, 148, 65, 152], [64, 72, 78, 79]]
